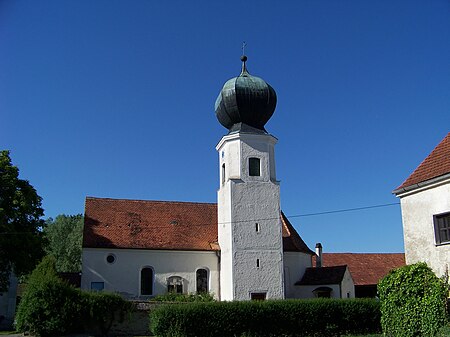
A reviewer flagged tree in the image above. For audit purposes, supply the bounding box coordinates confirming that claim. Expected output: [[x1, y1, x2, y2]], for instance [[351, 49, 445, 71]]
[[0, 150, 45, 291], [43, 214, 83, 272], [378, 262, 447, 337]]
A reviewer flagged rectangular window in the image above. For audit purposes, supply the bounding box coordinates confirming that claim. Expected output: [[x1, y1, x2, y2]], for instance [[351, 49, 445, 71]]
[[91, 282, 104, 291], [434, 212, 450, 245], [222, 164, 226, 184], [249, 157, 260, 176], [251, 292, 266, 300]]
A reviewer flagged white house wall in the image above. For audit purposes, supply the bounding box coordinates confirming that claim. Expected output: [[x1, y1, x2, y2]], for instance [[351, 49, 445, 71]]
[[296, 284, 341, 299], [283, 252, 312, 298], [341, 268, 355, 298], [81, 248, 220, 299], [0, 273, 18, 324], [398, 179, 450, 277]]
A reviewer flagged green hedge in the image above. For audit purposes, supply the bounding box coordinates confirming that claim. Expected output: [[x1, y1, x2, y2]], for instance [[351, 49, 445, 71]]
[[152, 292, 215, 302], [150, 298, 381, 337], [378, 262, 448, 337], [15, 256, 131, 337]]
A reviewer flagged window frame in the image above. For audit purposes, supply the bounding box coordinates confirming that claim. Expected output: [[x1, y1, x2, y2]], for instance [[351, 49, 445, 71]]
[[167, 276, 184, 294], [196, 268, 209, 294], [248, 157, 261, 177], [434, 212, 450, 246], [91, 281, 105, 291], [140, 266, 154, 296]]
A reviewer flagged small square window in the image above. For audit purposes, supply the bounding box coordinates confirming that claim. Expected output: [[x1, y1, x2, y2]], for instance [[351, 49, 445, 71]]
[[91, 282, 104, 291], [434, 212, 450, 245], [249, 158, 260, 176]]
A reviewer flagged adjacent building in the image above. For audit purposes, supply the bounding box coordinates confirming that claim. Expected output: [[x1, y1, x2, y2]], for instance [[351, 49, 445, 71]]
[[393, 132, 450, 277]]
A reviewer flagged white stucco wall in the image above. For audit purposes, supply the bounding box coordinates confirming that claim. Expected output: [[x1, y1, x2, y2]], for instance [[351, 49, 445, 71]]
[[341, 268, 355, 298], [0, 273, 18, 324], [217, 132, 284, 301], [397, 179, 450, 277], [296, 284, 341, 299], [294, 267, 355, 299], [283, 252, 312, 298], [81, 248, 220, 299]]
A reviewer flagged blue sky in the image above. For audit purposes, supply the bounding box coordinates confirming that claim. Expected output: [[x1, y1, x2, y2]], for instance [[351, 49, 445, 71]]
[[1, 0, 449, 253]]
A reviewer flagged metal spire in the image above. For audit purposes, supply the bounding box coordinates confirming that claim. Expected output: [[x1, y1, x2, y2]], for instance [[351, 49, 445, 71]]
[[240, 41, 249, 76]]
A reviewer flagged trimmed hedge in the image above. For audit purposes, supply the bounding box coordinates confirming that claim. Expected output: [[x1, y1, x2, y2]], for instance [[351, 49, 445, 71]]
[[152, 292, 215, 302], [378, 262, 448, 337], [150, 298, 381, 337], [15, 256, 132, 337]]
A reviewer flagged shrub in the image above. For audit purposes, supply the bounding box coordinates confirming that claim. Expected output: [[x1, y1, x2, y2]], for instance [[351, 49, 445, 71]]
[[378, 262, 448, 337], [152, 292, 215, 302], [15, 256, 83, 337], [15, 256, 132, 337], [81, 290, 133, 336], [150, 298, 381, 337]]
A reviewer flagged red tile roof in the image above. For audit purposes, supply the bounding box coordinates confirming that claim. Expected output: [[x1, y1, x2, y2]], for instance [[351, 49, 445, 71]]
[[83, 197, 219, 251], [83, 197, 312, 254], [314, 253, 405, 286], [281, 212, 315, 254], [396, 132, 450, 191]]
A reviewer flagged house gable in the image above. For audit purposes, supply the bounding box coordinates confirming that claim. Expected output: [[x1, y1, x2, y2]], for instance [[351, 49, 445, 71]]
[[394, 132, 450, 193]]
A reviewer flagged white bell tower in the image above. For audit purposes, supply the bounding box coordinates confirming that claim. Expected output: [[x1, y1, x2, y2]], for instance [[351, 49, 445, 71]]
[[215, 56, 284, 301]]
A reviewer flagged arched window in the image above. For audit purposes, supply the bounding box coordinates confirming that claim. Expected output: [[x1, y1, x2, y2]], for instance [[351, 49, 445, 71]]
[[196, 268, 208, 293], [141, 267, 154, 295], [167, 276, 183, 294]]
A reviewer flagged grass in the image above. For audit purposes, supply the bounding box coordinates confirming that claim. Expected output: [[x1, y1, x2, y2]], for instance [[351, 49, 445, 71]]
[[0, 332, 18, 336]]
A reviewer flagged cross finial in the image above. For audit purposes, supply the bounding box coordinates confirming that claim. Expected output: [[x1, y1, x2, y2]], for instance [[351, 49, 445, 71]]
[[240, 42, 248, 76]]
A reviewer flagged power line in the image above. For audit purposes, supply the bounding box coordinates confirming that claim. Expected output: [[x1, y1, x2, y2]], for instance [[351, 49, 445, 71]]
[[287, 202, 400, 219], [0, 201, 401, 234]]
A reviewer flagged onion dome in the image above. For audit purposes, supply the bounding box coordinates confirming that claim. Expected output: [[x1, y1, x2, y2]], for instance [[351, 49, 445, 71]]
[[215, 56, 277, 133]]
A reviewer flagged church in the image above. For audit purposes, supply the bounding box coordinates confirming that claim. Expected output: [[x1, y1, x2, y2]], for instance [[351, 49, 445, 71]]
[[81, 56, 355, 300]]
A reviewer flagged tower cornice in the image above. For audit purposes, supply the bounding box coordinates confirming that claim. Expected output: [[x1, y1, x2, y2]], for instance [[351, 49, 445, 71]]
[[216, 132, 278, 151]]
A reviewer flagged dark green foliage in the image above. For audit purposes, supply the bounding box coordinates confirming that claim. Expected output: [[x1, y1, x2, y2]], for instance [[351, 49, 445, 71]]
[[378, 262, 447, 337], [152, 292, 215, 302], [81, 290, 133, 336], [15, 256, 131, 337], [43, 214, 84, 272], [15, 256, 82, 337], [150, 298, 381, 337], [0, 150, 45, 291]]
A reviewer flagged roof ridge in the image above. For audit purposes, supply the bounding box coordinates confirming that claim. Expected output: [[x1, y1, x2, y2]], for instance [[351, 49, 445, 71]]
[[395, 132, 450, 191], [85, 196, 217, 206]]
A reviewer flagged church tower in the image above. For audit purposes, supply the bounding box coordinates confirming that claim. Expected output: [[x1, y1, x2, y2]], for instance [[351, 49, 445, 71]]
[[215, 56, 284, 301]]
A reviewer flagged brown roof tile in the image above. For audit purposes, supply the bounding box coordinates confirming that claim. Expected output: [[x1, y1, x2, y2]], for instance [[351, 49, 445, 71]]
[[83, 197, 312, 254], [281, 212, 315, 254], [314, 253, 405, 286], [396, 132, 450, 191], [83, 197, 219, 251], [295, 265, 348, 285]]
